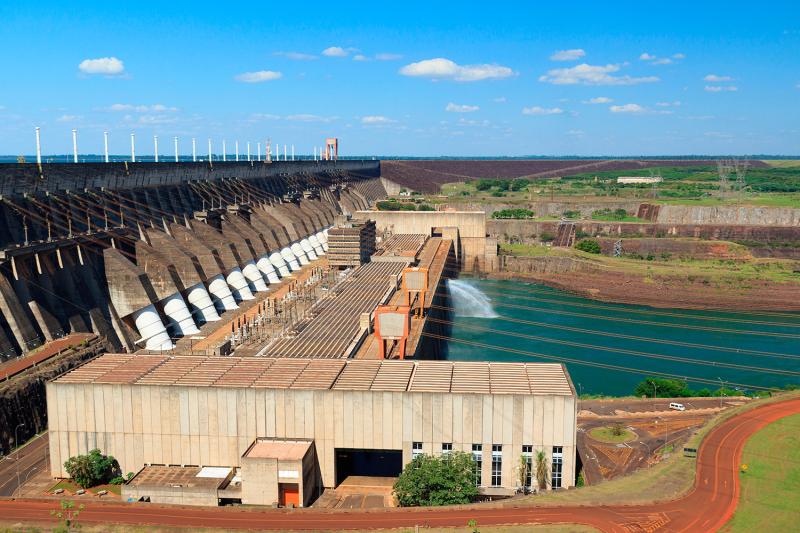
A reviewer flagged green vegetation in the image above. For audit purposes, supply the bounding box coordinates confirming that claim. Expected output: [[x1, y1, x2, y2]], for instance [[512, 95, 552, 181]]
[[393, 452, 479, 507], [51, 500, 83, 533], [534, 450, 549, 491], [64, 449, 120, 489], [575, 239, 601, 254], [632, 377, 797, 399], [591, 208, 641, 222], [491, 208, 535, 219], [589, 424, 636, 444], [722, 413, 800, 532], [376, 200, 435, 211]]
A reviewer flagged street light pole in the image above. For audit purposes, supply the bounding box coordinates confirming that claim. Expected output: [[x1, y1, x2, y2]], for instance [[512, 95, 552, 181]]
[[652, 381, 658, 399]]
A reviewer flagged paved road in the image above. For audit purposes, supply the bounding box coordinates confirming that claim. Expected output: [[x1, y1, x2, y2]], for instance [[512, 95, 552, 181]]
[[0, 433, 48, 497], [1, 398, 798, 532]]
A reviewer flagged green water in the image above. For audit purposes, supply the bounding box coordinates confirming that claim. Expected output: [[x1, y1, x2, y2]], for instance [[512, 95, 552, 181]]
[[444, 278, 800, 396]]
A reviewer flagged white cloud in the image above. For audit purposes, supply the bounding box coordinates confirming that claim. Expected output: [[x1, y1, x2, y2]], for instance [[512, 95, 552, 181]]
[[136, 114, 179, 125], [78, 57, 125, 75], [610, 103, 645, 113], [273, 51, 317, 60], [539, 63, 658, 85], [56, 114, 80, 122], [704, 74, 733, 82], [234, 70, 282, 83], [445, 102, 480, 113], [375, 53, 402, 61], [639, 53, 656, 61], [705, 85, 738, 92], [493, 96, 507, 103], [322, 46, 349, 57], [522, 106, 564, 116], [652, 58, 673, 65], [656, 101, 681, 107], [285, 114, 337, 122], [107, 103, 178, 112], [361, 115, 395, 125], [353, 54, 368, 61], [567, 129, 585, 137], [550, 49, 586, 61], [584, 96, 613, 104], [672, 53, 686, 59], [399, 58, 515, 82], [248, 113, 281, 122], [641, 52, 683, 65]]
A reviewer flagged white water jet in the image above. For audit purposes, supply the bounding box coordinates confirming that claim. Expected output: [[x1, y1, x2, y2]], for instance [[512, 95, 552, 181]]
[[448, 279, 499, 318]]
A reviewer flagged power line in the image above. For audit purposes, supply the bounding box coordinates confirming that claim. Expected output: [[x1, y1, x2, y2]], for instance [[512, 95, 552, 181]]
[[427, 303, 800, 362], [425, 316, 800, 378]]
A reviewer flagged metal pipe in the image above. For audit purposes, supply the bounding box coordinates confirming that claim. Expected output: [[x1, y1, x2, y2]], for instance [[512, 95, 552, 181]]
[[207, 138, 212, 162]]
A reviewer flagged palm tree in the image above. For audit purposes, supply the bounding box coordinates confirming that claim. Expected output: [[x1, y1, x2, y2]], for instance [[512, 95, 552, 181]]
[[535, 450, 549, 491]]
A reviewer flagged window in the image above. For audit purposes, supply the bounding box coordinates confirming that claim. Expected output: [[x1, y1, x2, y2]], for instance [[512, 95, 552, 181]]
[[412, 442, 423, 460], [491, 444, 502, 487], [472, 444, 482, 486], [522, 445, 533, 488], [552, 446, 563, 489], [441, 443, 452, 456]]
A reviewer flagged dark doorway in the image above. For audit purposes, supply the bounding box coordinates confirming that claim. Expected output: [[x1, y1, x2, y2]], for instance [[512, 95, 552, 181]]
[[334, 448, 403, 486]]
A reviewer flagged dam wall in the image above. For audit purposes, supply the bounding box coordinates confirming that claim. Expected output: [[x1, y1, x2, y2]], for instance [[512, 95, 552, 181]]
[[0, 161, 385, 360]]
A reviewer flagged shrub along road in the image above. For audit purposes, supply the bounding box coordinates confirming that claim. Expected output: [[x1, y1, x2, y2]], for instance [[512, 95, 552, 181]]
[[1, 398, 799, 532]]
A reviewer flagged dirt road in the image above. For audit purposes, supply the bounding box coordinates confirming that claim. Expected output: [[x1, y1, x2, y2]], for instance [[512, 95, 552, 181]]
[[1, 398, 798, 532]]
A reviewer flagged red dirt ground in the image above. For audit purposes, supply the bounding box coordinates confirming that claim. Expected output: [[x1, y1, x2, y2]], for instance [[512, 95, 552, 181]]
[[380, 159, 766, 193]]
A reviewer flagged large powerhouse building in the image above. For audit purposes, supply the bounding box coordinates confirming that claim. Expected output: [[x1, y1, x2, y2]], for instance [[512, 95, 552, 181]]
[[48, 354, 577, 506]]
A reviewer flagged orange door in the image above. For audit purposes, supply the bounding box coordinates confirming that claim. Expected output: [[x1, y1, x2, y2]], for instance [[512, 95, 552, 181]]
[[280, 483, 300, 507]]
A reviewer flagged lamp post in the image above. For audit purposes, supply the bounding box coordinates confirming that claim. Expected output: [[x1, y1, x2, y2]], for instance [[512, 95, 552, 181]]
[[174, 136, 179, 162], [72, 129, 78, 163], [14, 423, 25, 496], [717, 377, 726, 408], [153, 135, 159, 162], [35, 127, 42, 165], [130, 133, 136, 162], [104, 131, 109, 163]]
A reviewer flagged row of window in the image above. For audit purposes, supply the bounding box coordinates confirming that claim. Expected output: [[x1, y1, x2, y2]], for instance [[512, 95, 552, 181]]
[[411, 442, 563, 488]]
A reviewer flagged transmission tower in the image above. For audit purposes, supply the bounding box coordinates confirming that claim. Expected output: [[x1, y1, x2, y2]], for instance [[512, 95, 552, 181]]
[[613, 239, 623, 257], [733, 157, 749, 197], [717, 159, 732, 198]]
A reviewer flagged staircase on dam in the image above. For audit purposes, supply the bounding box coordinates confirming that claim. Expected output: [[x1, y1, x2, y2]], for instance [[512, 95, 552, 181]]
[[553, 222, 576, 247], [0, 160, 386, 361]]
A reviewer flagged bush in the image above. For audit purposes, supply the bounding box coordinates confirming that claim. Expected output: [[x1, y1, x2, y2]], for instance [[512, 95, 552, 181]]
[[491, 208, 535, 220], [562, 210, 581, 219], [591, 208, 630, 221], [64, 449, 120, 489], [575, 239, 601, 254], [393, 452, 479, 507], [490, 191, 505, 197], [417, 204, 435, 211], [539, 232, 555, 243], [474, 179, 494, 191]]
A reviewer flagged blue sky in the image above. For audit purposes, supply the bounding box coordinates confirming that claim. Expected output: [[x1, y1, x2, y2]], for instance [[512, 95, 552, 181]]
[[0, 0, 798, 156]]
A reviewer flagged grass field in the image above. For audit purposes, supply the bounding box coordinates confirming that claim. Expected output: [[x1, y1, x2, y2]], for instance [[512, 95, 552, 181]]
[[721, 413, 800, 532], [588, 426, 637, 444], [762, 160, 800, 168]]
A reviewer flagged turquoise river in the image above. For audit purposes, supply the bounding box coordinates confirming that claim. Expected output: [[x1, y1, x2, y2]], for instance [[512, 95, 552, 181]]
[[444, 278, 800, 396]]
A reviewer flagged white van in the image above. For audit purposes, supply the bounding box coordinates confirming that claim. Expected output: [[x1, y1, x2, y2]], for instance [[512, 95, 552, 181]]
[[669, 402, 686, 411]]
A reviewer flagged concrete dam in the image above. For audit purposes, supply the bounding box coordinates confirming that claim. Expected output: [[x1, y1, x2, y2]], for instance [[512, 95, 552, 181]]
[[0, 160, 385, 361]]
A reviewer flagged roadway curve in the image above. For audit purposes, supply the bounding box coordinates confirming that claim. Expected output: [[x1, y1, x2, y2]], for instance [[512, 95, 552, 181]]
[[1, 398, 798, 532]]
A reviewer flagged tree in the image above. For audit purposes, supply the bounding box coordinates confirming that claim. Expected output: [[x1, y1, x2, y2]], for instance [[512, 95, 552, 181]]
[[64, 449, 120, 489], [393, 452, 480, 507], [51, 499, 84, 532], [518, 454, 531, 490], [633, 377, 691, 398], [535, 450, 549, 491], [575, 239, 601, 254]]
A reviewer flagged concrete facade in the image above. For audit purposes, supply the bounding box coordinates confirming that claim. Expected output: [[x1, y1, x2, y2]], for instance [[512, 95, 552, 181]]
[[47, 357, 577, 496], [355, 211, 491, 271]]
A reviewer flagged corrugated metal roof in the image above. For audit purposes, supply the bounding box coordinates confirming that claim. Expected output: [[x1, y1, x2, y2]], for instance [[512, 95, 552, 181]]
[[53, 354, 574, 396]]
